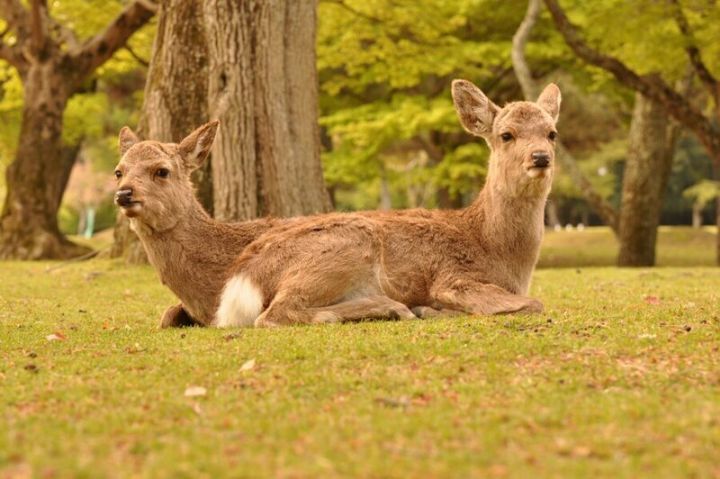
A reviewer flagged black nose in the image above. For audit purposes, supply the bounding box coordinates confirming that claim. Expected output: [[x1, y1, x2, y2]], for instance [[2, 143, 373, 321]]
[[115, 188, 134, 207], [532, 151, 550, 168]]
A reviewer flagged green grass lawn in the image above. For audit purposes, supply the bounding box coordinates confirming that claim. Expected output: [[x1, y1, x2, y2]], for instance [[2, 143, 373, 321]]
[[1, 228, 719, 478]]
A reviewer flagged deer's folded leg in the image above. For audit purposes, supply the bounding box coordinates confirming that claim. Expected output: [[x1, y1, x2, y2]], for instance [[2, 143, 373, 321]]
[[160, 303, 201, 328], [411, 306, 464, 319], [254, 295, 418, 327], [431, 280, 543, 316]]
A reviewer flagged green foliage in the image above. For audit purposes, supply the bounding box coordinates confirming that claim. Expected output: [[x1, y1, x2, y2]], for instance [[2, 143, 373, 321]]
[[683, 180, 720, 207], [318, 0, 532, 210]]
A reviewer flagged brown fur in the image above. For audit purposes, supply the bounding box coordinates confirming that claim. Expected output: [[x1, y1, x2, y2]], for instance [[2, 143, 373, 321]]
[[114, 122, 284, 326], [216, 80, 562, 327]]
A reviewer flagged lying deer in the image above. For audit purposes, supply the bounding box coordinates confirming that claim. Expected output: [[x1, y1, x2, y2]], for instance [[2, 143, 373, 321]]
[[215, 80, 561, 327], [114, 121, 286, 328]]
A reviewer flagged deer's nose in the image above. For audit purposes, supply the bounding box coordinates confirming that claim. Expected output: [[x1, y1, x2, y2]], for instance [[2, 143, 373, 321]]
[[532, 151, 550, 168], [115, 188, 134, 207]]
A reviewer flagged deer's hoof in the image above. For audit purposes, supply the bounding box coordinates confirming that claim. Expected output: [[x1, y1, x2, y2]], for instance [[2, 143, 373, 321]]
[[160, 304, 197, 328], [524, 299, 544, 314]]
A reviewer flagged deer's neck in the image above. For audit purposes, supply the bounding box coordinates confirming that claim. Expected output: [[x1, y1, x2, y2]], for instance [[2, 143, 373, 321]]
[[462, 164, 550, 293], [130, 201, 273, 325]]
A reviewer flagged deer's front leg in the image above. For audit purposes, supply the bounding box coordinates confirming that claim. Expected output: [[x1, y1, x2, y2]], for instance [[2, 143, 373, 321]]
[[431, 279, 543, 316], [160, 303, 200, 328]]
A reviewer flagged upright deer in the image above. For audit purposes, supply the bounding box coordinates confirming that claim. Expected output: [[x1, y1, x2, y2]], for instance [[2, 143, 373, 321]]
[[215, 80, 561, 327]]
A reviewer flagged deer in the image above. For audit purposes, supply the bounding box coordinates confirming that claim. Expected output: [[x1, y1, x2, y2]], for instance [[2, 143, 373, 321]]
[[114, 121, 289, 328], [214, 79, 561, 327]]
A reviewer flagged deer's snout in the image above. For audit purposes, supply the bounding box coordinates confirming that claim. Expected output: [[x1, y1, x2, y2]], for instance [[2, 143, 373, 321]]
[[115, 188, 135, 207], [531, 151, 550, 168]]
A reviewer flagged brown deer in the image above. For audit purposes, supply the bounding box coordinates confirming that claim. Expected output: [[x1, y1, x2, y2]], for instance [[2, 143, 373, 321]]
[[215, 80, 561, 327], [114, 121, 287, 328]]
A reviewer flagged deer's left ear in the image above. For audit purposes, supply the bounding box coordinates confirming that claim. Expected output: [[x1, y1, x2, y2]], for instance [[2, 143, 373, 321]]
[[179, 120, 219, 170], [119, 127, 140, 156], [536, 83, 561, 123]]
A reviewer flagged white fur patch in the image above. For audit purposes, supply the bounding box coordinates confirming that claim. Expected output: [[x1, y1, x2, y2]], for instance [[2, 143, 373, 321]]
[[215, 275, 264, 328]]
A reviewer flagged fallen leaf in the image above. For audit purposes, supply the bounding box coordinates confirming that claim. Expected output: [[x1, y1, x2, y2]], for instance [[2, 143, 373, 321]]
[[240, 359, 256, 371], [375, 396, 410, 409], [184, 386, 207, 397], [191, 402, 204, 415], [644, 296, 661, 305], [46, 332, 66, 341]]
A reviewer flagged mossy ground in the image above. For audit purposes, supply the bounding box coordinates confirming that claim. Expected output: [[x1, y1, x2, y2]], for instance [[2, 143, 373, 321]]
[[1, 227, 719, 478]]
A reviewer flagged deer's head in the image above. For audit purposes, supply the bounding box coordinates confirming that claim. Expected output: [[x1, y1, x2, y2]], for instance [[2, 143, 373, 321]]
[[452, 80, 561, 198], [113, 121, 218, 232]]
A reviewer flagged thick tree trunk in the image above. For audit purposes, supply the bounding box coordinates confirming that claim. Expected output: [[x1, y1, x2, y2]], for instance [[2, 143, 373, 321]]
[[0, 63, 89, 259], [617, 94, 677, 266], [205, 0, 330, 221], [111, 0, 211, 263]]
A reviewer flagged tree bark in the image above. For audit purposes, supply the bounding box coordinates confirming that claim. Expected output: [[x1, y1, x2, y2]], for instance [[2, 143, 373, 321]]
[[617, 93, 678, 266], [204, 0, 330, 221], [0, 62, 89, 259], [111, 0, 211, 263]]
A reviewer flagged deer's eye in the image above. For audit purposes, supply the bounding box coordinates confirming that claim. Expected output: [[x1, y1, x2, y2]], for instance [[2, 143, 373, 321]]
[[500, 132, 514, 143], [114, 170, 122, 179], [548, 131, 558, 141], [155, 168, 170, 179]]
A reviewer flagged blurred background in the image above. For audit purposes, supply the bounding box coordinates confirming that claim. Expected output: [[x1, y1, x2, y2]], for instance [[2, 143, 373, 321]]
[[0, 0, 718, 266]]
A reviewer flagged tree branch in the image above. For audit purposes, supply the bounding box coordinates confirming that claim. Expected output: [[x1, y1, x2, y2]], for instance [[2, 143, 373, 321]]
[[124, 44, 149, 67], [669, 0, 718, 102], [72, 0, 155, 79], [0, 28, 28, 71], [544, 0, 720, 160], [29, 0, 49, 56], [511, 0, 542, 99], [513, 0, 619, 231], [0, 0, 30, 43]]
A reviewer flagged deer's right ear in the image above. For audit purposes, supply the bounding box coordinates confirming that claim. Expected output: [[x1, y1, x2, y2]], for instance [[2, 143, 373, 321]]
[[119, 127, 140, 156], [179, 120, 219, 170], [451, 79, 499, 137]]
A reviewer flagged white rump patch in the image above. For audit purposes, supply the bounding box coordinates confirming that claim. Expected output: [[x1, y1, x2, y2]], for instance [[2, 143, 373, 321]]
[[215, 275, 264, 328]]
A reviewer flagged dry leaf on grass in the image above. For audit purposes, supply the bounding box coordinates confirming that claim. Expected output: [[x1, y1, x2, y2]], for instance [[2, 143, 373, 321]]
[[45, 332, 66, 342], [184, 386, 207, 397], [240, 359, 256, 372]]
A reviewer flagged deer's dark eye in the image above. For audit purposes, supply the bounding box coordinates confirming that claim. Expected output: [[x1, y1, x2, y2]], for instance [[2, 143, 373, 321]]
[[548, 131, 558, 141], [114, 170, 122, 179], [156, 168, 170, 179], [501, 132, 514, 143]]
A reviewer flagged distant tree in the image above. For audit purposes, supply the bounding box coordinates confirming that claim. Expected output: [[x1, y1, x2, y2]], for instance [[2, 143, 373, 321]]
[[0, 0, 155, 259], [684, 180, 720, 228], [545, 0, 720, 264]]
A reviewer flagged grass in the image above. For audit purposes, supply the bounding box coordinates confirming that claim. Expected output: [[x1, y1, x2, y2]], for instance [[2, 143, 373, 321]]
[[1, 227, 719, 478], [539, 226, 717, 268]]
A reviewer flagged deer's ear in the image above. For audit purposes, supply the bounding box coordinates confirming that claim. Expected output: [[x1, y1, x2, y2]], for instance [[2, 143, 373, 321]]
[[119, 127, 140, 156], [451, 79, 500, 137], [179, 120, 219, 170], [536, 83, 561, 123]]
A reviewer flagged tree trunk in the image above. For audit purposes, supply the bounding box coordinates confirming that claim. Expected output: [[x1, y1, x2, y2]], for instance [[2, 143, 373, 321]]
[[111, 0, 211, 263], [204, 0, 330, 221], [0, 63, 89, 259], [692, 202, 703, 228], [617, 94, 677, 266], [545, 199, 560, 228]]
